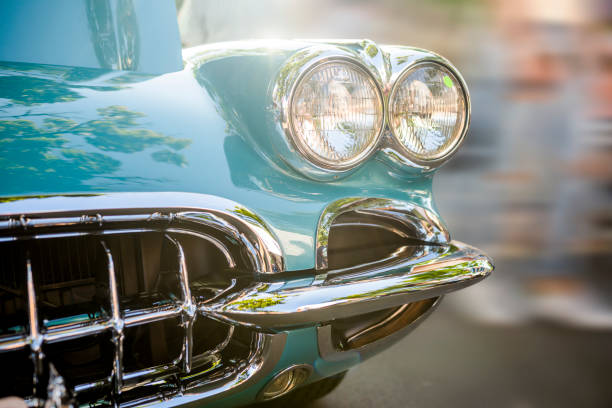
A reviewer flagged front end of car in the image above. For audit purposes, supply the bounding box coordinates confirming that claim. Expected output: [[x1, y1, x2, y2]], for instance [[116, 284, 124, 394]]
[[0, 8, 493, 404]]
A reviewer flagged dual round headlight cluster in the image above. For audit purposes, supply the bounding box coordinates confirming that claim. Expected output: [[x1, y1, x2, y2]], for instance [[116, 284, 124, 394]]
[[285, 58, 468, 171]]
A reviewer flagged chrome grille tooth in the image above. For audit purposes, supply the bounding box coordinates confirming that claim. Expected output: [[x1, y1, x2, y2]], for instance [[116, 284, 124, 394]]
[[164, 234, 196, 375], [182, 320, 194, 374], [101, 241, 124, 395], [26, 256, 44, 398], [111, 332, 124, 397]]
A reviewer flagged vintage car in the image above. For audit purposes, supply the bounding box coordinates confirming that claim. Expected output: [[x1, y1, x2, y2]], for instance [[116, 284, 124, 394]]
[[0, 1, 493, 407]]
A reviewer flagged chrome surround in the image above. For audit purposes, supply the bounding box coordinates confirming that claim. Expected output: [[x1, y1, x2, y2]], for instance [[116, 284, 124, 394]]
[[276, 54, 385, 172], [0, 192, 284, 274], [256, 364, 313, 401], [203, 241, 493, 328], [387, 59, 471, 167], [0, 199, 290, 407], [317, 297, 441, 362], [272, 43, 471, 177], [315, 197, 450, 270]]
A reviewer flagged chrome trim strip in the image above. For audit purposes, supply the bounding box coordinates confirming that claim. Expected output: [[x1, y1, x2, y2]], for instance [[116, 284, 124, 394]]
[[0, 192, 284, 274], [123, 305, 182, 327], [44, 320, 111, 343], [38, 305, 182, 345], [0, 335, 27, 352], [315, 197, 450, 269], [317, 297, 441, 362], [205, 241, 491, 328]]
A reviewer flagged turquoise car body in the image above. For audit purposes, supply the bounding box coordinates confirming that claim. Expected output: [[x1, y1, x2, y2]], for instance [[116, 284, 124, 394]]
[[0, 1, 492, 407], [0, 55, 436, 272]]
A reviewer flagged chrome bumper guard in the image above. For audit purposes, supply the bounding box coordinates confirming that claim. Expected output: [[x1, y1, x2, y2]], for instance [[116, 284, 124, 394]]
[[204, 241, 493, 328]]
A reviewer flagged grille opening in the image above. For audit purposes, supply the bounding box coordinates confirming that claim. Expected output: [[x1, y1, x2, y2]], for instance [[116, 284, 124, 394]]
[[216, 325, 252, 366], [0, 349, 33, 398], [179, 233, 232, 283], [44, 331, 113, 389], [112, 232, 185, 301], [0, 242, 27, 337], [123, 318, 183, 372], [32, 237, 112, 334], [193, 317, 231, 356], [0, 219, 249, 405], [327, 211, 428, 269]]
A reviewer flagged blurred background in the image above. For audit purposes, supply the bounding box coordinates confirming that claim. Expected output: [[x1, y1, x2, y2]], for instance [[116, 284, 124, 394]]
[[176, 0, 612, 406]]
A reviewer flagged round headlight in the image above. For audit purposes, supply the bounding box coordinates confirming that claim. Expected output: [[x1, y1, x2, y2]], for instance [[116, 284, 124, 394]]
[[389, 62, 468, 164], [289, 60, 384, 170]]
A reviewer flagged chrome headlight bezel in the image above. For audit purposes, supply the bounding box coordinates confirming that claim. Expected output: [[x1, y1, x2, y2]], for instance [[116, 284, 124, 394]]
[[273, 44, 471, 178], [387, 59, 471, 167], [287, 58, 385, 171], [274, 48, 385, 178]]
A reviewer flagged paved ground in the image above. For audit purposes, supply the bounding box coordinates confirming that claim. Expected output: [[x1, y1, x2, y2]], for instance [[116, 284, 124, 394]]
[[311, 299, 612, 408]]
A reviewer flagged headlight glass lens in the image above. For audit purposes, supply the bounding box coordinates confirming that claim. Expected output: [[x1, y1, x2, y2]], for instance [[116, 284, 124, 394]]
[[290, 61, 383, 169], [390, 62, 467, 161]]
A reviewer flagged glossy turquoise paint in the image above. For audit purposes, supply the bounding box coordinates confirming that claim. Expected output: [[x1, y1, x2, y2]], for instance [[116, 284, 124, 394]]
[[0, 0, 182, 74], [0, 40, 439, 271]]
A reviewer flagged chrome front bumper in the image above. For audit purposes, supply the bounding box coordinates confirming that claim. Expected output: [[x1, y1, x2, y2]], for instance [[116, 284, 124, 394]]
[[0, 193, 493, 407], [204, 241, 493, 328]]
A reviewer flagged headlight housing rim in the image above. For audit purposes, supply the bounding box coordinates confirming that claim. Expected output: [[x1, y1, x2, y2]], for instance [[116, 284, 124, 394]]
[[285, 56, 385, 172], [387, 59, 471, 167]]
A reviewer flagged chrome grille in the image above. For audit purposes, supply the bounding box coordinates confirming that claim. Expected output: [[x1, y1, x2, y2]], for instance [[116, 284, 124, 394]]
[[0, 212, 251, 406]]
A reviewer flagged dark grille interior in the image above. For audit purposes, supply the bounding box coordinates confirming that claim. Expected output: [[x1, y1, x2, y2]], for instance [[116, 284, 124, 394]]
[[0, 216, 253, 406]]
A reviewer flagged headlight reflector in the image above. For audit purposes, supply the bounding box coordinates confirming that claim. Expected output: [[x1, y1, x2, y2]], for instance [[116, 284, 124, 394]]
[[290, 61, 384, 170], [389, 62, 468, 163]]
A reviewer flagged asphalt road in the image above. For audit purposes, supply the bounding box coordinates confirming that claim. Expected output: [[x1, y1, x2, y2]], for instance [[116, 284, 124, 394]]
[[310, 299, 612, 408]]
